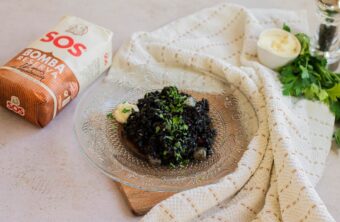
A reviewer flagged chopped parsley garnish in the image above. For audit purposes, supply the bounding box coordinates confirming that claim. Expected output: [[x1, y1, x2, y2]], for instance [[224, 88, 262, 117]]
[[282, 23, 291, 32], [122, 108, 131, 113], [106, 112, 116, 130], [106, 113, 114, 119]]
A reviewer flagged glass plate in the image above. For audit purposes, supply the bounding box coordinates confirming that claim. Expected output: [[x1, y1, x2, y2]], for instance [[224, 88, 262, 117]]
[[74, 68, 258, 192]]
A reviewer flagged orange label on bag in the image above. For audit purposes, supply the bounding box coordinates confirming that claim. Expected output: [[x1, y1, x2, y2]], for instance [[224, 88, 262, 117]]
[[10, 47, 79, 108], [0, 48, 79, 125]]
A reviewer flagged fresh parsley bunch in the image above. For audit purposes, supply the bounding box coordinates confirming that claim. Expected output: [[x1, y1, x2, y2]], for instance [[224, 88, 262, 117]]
[[278, 24, 340, 145]]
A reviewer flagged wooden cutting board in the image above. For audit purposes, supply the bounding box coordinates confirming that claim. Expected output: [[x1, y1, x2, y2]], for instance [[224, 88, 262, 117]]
[[116, 182, 176, 216]]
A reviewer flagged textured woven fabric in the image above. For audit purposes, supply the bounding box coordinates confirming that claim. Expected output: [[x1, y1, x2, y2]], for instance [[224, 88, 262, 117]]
[[109, 3, 335, 222]]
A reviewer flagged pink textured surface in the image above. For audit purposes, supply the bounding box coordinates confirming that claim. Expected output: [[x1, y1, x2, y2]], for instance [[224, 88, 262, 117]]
[[0, 0, 339, 221]]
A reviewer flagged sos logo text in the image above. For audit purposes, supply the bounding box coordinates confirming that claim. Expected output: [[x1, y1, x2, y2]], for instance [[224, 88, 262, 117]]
[[40, 31, 86, 57], [6, 96, 25, 117]]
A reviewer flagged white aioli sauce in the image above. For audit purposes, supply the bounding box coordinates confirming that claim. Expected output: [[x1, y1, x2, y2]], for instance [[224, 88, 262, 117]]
[[113, 102, 139, 124], [258, 29, 300, 57]]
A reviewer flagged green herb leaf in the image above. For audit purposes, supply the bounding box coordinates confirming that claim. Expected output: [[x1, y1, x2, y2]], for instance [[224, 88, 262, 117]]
[[318, 89, 329, 101], [170, 163, 176, 169], [107, 113, 114, 119], [122, 108, 131, 113], [283, 23, 291, 32], [295, 33, 310, 55], [155, 126, 161, 133], [326, 84, 340, 101], [330, 101, 340, 121], [304, 83, 320, 100], [333, 128, 340, 147], [300, 66, 309, 79]]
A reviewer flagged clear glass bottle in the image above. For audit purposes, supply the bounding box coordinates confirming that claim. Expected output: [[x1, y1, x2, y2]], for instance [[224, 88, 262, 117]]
[[313, 0, 340, 64]]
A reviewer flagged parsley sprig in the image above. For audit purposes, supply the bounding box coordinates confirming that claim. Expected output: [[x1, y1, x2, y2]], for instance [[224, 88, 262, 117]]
[[278, 24, 340, 146]]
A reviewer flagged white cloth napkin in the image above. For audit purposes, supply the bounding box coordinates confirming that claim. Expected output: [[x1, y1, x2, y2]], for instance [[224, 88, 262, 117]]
[[109, 3, 336, 222]]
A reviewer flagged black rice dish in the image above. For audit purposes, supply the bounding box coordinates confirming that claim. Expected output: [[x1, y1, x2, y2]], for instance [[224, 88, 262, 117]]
[[121, 86, 216, 167]]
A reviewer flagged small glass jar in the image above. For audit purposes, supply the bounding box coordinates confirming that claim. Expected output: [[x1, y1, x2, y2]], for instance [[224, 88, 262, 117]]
[[313, 0, 340, 64]]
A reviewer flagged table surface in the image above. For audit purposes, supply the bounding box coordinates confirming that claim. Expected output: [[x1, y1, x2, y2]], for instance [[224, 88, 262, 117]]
[[0, 0, 339, 221]]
